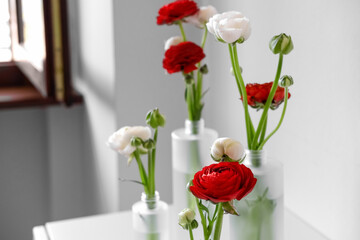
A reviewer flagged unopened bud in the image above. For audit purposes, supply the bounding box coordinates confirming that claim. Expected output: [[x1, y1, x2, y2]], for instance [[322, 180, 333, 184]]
[[130, 137, 143, 147], [269, 33, 293, 55], [143, 139, 155, 149], [210, 137, 245, 162], [178, 208, 197, 230], [185, 74, 193, 84], [190, 220, 199, 229], [280, 75, 294, 87], [146, 108, 166, 128], [200, 64, 208, 74]]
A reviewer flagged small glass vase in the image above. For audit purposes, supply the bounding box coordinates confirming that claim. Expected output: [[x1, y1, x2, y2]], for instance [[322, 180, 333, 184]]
[[132, 192, 169, 240], [171, 119, 218, 239], [229, 150, 284, 240]]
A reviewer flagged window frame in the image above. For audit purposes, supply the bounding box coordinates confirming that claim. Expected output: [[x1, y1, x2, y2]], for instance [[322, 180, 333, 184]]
[[0, 0, 82, 108]]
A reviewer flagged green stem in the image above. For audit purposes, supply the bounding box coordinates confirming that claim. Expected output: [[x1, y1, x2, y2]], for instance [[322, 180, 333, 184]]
[[259, 113, 268, 145], [186, 83, 194, 121], [178, 21, 187, 41], [188, 224, 194, 240], [207, 204, 219, 239], [251, 53, 284, 149], [213, 203, 224, 240], [228, 44, 254, 146], [196, 70, 203, 112], [133, 150, 149, 195], [196, 199, 209, 240], [193, 28, 209, 121], [258, 87, 289, 149], [149, 128, 158, 197], [201, 27, 208, 49]]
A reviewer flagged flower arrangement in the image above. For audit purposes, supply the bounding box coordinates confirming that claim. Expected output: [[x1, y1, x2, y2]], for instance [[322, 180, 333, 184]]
[[157, 0, 217, 121], [205, 9, 294, 240], [107, 108, 166, 200], [154, 1, 294, 239], [207, 10, 294, 150], [179, 137, 257, 240]]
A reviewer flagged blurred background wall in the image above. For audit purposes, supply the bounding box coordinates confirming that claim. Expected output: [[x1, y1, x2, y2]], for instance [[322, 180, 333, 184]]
[[205, 0, 360, 239], [0, 0, 359, 239]]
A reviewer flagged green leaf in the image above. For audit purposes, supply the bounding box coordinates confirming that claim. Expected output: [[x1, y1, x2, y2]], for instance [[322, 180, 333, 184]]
[[222, 201, 240, 216], [201, 88, 210, 99], [198, 200, 210, 215]]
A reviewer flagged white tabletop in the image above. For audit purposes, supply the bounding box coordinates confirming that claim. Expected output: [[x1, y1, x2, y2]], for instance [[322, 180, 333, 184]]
[[33, 208, 328, 240]]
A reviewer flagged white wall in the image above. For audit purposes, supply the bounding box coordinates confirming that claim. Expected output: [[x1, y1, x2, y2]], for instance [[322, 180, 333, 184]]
[[205, 0, 360, 239], [70, 0, 187, 211], [0, 108, 49, 240], [71, 0, 119, 214], [113, 0, 187, 210]]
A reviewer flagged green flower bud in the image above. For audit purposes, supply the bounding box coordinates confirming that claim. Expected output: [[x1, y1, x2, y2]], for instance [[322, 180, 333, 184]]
[[269, 33, 294, 55], [178, 208, 197, 230], [143, 139, 155, 150], [190, 219, 198, 229], [146, 108, 166, 128], [200, 64, 208, 74], [130, 137, 143, 147], [184, 74, 193, 84], [236, 37, 245, 44], [280, 75, 294, 87]]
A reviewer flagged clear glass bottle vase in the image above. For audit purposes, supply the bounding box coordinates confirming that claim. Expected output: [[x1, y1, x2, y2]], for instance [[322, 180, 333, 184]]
[[229, 150, 284, 240], [171, 119, 218, 239], [132, 192, 169, 240]]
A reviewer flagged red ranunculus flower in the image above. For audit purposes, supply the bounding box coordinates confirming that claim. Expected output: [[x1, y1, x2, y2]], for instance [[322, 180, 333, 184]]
[[163, 41, 205, 74], [244, 82, 291, 110], [189, 162, 257, 203], [157, 0, 199, 25]]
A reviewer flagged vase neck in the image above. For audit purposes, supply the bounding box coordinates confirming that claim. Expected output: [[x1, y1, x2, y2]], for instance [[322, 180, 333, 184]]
[[245, 150, 267, 167], [141, 191, 160, 209], [185, 119, 204, 135]]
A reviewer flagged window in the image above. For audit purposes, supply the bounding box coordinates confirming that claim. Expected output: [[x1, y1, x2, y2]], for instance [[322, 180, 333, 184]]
[[0, 0, 11, 61], [0, 0, 82, 108]]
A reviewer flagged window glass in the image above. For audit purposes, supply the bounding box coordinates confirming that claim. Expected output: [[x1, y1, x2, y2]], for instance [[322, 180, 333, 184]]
[[20, 0, 46, 71], [0, 0, 12, 62]]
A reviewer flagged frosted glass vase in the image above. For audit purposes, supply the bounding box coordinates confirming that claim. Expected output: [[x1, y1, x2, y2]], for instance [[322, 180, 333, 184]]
[[229, 150, 284, 240], [132, 192, 170, 240], [171, 119, 218, 239]]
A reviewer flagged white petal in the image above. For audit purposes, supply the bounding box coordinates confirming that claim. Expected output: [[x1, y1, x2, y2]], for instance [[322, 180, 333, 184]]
[[218, 28, 242, 43], [198, 6, 217, 23], [119, 144, 136, 157], [127, 126, 151, 141], [164, 36, 183, 50], [106, 126, 151, 157], [211, 138, 227, 159], [223, 139, 245, 160]]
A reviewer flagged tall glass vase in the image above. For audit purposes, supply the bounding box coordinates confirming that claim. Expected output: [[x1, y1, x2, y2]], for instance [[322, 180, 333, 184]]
[[171, 119, 218, 239], [229, 150, 284, 240], [132, 192, 169, 240]]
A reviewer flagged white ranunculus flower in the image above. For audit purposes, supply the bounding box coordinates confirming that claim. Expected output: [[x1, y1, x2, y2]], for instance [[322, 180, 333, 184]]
[[178, 208, 196, 228], [107, 126, 151, 157], [206, 11, 251, 44], [164, 36, 183, 51], [186, 5, 217, 28], [211, 137, 245, 161]]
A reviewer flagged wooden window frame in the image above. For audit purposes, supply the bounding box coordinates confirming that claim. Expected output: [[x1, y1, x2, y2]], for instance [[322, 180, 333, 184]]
[[0, 0, 82, 109]]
